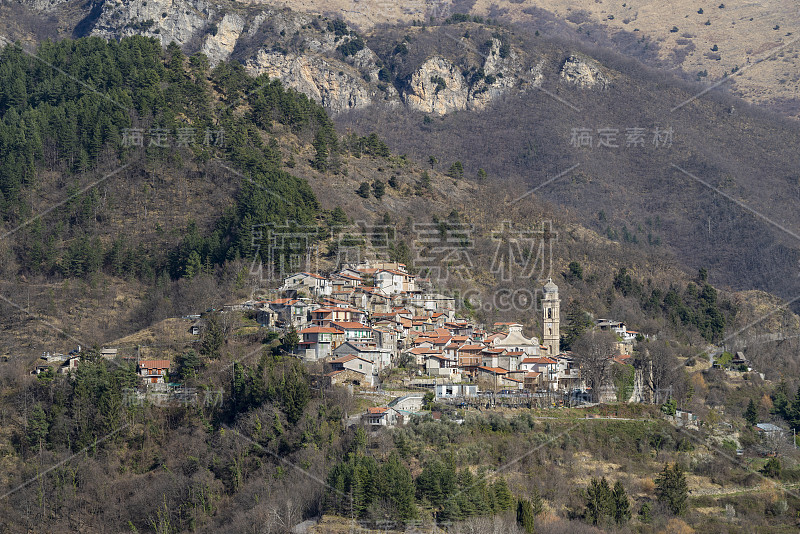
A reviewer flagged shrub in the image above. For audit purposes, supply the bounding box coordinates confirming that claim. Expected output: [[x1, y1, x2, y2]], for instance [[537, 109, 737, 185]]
[[762, 457, 781, 478]]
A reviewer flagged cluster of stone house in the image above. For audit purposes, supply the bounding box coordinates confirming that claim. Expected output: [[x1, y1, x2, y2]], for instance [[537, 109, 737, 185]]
[[247, 268, 645, 396], [254, 265, 578, 392], [253, 262, 457, 332], [33, 261, 644, 404], [405, 321, 583, 393]]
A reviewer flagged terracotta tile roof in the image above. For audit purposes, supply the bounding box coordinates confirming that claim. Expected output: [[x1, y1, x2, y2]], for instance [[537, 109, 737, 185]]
[[477, 366, 508, 374], [522, 357, 557, 364], [138, 360, 171, 368], [300, 326, 338, 334], [367, 407, 389, 414], [408, 347, 441, 354]]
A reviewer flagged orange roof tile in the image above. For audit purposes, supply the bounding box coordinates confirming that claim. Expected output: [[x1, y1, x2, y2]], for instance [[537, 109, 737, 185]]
[[139, 360, 170, 368], [300, 326, 339, 334], [522, 357, 557, 364], [477, 366, 508, 374]]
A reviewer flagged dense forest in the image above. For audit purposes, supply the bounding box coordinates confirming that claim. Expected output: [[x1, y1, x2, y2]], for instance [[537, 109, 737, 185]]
[[0, 36, 348, 282]]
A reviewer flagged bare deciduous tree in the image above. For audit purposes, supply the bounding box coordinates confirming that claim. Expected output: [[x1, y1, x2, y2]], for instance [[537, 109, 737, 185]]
[[572, 330, 618, 402]]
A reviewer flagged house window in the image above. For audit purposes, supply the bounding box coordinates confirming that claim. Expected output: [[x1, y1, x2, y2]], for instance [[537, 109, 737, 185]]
[[359, 364, 363, 369]]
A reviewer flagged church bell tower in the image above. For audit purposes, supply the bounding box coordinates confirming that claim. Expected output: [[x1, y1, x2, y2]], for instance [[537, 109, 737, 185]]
[[542, 278, 560, 356]]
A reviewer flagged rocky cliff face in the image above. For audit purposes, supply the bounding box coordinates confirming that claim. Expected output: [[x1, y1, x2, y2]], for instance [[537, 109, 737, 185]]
[[16, 0, 612, 115], [200, 13, 245, 66], [403, 56, 468, 115], [91, 0, 213, 48], [560, 54, 610, 90], [245, 50, 386, 113], [400, 38, 543, 115]]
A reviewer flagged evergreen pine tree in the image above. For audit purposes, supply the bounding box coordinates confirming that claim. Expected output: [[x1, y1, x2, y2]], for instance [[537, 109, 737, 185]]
[[585, 476, 613, 524], [281, 363, 309, 425], [381, 453, 417, 519], [655, 463, 688, 515], [446, 161, 464, 179], [744, 398, 758, 426], [311, 132, 329, 171], [27, 403, 48, 452], [201, 313, 224, 358], [516, 498, 535, 533], [372, 180, 385, 199], [184, 250, 202, 279], [612, 480, 631, 524], [492, 477, 514, 511], [357, 181, 371, 198], [530, 486, 544, 516]]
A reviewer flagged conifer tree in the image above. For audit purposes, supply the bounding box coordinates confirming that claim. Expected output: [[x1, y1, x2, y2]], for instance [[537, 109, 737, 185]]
[[655, 463, 688, 515], [744, 398, 758, 426], [530, 486, 544, 516], [612, 480, 631, 524], [492, 477, 514, 511], [585, 476, 613, 524], [516, 498, 535, 533], [27, 403, 48, 452]]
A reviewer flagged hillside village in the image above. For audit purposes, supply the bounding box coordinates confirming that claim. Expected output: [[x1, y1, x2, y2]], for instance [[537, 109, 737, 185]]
[[34, 260, 661, 422]]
